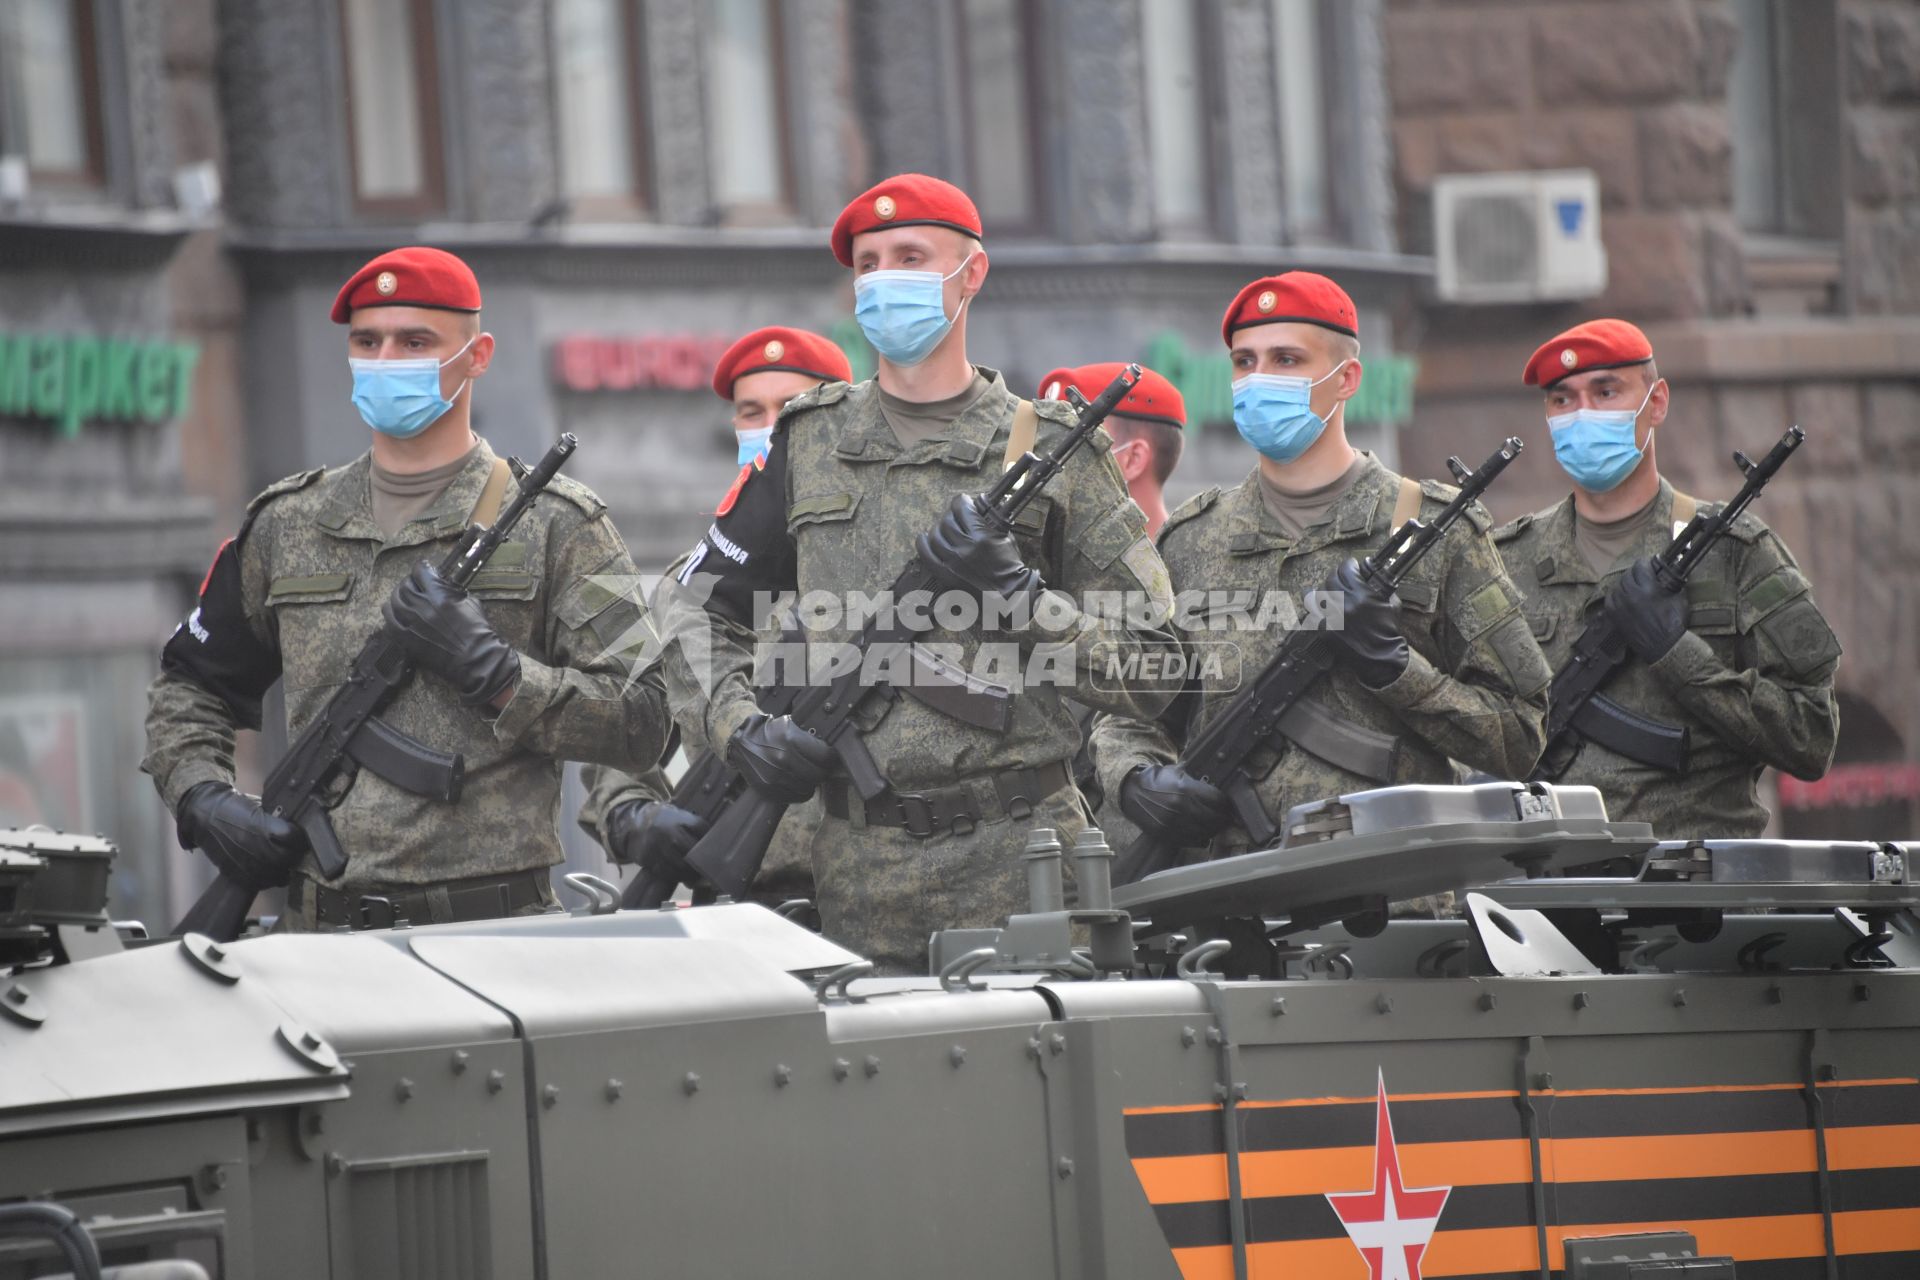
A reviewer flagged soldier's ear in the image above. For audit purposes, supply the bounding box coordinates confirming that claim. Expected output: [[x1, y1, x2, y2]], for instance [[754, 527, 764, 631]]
[[963, 247, 989, 298], [1644, 377, 1670, 430], [467, 332, 496, 378]]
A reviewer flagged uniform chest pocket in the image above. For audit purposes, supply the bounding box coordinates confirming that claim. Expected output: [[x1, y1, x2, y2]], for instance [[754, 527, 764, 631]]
[[265, 573, 353, 608], [465, 541, 539, 601], [789, 491, 860, 533]]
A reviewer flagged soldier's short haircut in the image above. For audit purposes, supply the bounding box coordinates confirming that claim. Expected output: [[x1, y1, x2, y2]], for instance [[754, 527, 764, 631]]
[[1107, 416, 1184, 486]]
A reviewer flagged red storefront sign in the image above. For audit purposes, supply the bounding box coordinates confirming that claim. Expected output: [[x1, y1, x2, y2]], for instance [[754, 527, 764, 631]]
[[552, 334, 734, 393], [1778, 762, 1920, 811]]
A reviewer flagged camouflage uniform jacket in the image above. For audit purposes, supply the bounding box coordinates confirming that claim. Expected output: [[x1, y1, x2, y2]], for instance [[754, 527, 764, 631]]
[[657, 367, 1182, 790], [143, 438, 670, 888], [1090, 454, 1552, 858], [1495, 478, 1839, 837]]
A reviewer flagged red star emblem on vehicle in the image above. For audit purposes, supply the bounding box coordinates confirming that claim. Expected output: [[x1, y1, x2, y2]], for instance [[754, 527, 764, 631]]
[[1325, 1072, 1452, 1280]]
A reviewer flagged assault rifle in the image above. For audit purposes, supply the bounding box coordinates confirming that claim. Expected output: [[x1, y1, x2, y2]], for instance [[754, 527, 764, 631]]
[[174, 434, 580, 941], [1112, 437, 1526, 886], [667, 365, 1145, 902], [1530, 424, 1804, 782]]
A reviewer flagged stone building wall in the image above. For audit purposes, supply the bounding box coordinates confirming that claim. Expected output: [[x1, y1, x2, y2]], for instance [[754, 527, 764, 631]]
[[1385, 0, 1920, 831]]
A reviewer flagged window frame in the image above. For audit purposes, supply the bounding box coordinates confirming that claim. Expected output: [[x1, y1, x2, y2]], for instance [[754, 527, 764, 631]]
[[1273, 0, 1335, 245], [549, 0, 653, 217], [702, 0, 798, 225], [0, 0, 108, 189], [338, 0, 448, 219], [955, 0, 1050, 238], [1141, 0, 1220, 239]]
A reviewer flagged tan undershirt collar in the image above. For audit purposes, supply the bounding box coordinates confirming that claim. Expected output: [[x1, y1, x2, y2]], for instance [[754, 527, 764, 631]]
[[878, 371, 992, 447], [1574, 491, 1660, 577], [1258, 454, 1368, 540], [370, 441, 481, 539]]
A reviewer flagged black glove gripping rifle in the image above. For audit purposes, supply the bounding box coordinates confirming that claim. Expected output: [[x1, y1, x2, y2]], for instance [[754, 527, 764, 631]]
[[1112, 437, 1526, 886], [1530, 424, 1804, 782], [651, 365, 1145, 905], [174, 434, 579, 941]]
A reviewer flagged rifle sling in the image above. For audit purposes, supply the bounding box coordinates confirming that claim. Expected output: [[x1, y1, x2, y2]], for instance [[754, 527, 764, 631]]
[[1276, 697, 1400, 784], [1389, 475, 1422, 530], [1670, 490, 1697, 531], [1004, 399, 1039, 472], [472, 456, 512, 528]]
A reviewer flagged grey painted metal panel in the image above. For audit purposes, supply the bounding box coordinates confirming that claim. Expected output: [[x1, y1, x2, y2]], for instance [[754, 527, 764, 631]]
[[0, 940, 347, 1136], [221, 934, 515, 1054], [407, 936, 818, 1037]]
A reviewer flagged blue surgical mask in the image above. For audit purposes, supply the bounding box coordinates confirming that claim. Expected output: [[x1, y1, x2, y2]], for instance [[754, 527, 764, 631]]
[[735, 426, 773, 466], [1547, 382, 1656, 493], [852, 253, 975, 367], [349, 335, 477, 438], [1231, 360, 1350, 463]]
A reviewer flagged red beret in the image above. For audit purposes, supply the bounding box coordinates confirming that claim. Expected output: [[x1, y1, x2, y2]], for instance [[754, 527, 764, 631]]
[[331, 246, 481, 324], [711, 326, 854, 400], [1523, 318, 1655, 388], [830, 174, 983, 268], [1037, 362, 1186, 430], [1221, 271, 1358, 344]]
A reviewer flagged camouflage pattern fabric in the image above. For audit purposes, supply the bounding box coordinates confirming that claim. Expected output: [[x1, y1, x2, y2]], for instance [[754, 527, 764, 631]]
[[1090, 454, 1551, 861], [657, 368, 1181, 969], [1496, 478, 1839, 838], [815, 779, 1090, 975], [144, 439, 670, 892]]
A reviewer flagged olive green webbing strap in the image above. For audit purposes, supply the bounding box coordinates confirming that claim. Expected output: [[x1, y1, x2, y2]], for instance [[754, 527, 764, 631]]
[[470, 457, 512, 528], [1003, 399, 1039, 473], [1390, 475, 1422, 529]]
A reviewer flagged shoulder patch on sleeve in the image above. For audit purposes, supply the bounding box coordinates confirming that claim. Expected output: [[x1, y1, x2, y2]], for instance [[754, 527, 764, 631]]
[[536, 471, 609, 518], [716, 454, 766, 517], [1492, 512, 1536, 545], [1420, 478, 1492, 532], [245, 466, 326, 517], [1159, 487, 1222, 543]]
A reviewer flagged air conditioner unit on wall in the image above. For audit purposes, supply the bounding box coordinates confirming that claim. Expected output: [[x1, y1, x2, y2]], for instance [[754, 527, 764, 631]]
[[1433, 169, 1607, 304]]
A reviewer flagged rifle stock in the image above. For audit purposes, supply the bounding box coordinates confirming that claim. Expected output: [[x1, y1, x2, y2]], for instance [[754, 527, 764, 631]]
[[172, 434, 580, 941]]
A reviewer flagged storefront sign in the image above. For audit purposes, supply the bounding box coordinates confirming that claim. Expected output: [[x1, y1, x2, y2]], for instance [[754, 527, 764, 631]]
[[1141, 331, 1418, 429], [0, 332, 201, 438], [553, 334, 735, 392], [1778, 762, 1920, 811]]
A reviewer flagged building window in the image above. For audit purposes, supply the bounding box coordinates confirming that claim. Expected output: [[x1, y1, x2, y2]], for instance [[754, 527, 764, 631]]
[[340, 0, 445, 215], [1142, 0, 1212, 236], [703, 0, 792, 219], [0, 0, 103, 187], [959, 0, 1044, 233], [1728, 0, 1842, 243], [552, 0, 648, 211], [1272, 0, 1329, 240]]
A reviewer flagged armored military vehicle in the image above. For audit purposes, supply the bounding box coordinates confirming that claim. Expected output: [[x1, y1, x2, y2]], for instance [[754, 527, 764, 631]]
[[3, 782, 1917, 1279]]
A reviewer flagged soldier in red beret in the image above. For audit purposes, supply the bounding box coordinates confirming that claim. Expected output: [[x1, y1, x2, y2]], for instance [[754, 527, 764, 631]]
[[1495, 319, 1837, 836], [1089, 271, 1552, 879], [1038, 362, 1186, 537], [653, 174, 1184, 972], [144, 246, 672, 929], [581, 325, 852, 909]]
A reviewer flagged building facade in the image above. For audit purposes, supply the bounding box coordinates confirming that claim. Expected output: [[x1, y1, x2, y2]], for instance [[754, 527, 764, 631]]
[[0, 0, 1911, 923]]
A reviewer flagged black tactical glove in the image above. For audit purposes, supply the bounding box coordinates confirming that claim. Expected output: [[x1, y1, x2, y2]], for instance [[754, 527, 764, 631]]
[[177, 781, 307, 891], [383, 561, 521, 706], [605, 798, 709, 884], [915, 494, 1045, 604], [1604, 556, 1688, 663], [1119, 763, 1234, 843], [727, 713, 836, 805], [1314, 558, 1409, 688]]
